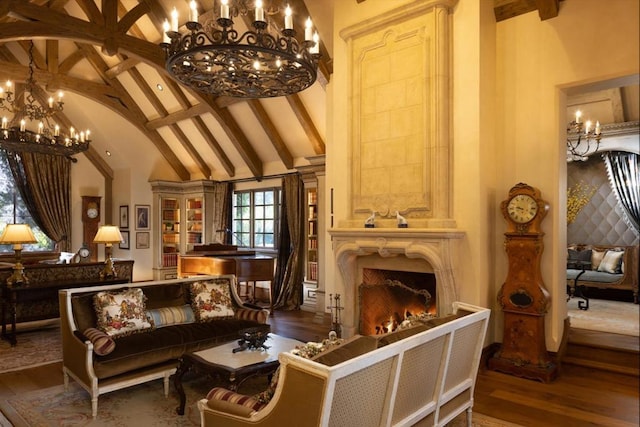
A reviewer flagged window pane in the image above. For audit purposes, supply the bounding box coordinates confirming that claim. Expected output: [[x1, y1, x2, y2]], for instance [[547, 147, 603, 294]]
[[254, 206, 264, 219], [254, 192, 264, 205], [265, 220, 274, 233], [264, 191, 273, 204], [265, 205, 274, 218]]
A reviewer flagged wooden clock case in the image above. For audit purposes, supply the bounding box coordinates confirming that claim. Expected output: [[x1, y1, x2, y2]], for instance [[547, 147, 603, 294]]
[[488, 183, 558, 383], [81, 196, 101, 262]]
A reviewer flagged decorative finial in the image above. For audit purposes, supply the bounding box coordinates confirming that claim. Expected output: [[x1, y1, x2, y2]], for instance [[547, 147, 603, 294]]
[[364, 210, 375, 228]]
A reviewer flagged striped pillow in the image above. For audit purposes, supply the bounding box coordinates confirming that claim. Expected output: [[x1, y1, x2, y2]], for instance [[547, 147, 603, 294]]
[[235, 308, 268, 324], [83, 328, 116, 356], [146, 305, 195, 328], [206, 387, 267, 413]]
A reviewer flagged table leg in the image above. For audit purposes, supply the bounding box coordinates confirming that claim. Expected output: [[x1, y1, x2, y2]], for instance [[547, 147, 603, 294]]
[[1, 289, 17, 346], [174, 358, 191, 416]]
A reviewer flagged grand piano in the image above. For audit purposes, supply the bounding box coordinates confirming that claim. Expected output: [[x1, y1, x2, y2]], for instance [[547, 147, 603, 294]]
[[177, 243, 275, 313]]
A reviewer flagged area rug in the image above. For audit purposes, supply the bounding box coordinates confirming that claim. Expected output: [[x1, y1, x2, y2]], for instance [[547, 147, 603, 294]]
[[568, 298, 639, 336], [0, 375, 520, 427], [0, 326, 62, 374]]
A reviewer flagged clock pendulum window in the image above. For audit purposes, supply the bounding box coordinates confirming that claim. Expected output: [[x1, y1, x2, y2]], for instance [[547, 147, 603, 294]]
[[487, 183, 558, 383]]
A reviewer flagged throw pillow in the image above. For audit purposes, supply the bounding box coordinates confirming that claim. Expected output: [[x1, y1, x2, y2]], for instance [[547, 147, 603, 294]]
[[190, 278, 235, 321], [94, 288, 153, 338], [590, 249, 607, 271], [597, 250, 624, 274], [568, 248, 592, 262], [83, 327, 116, 356], [146, 305, 195, 328]]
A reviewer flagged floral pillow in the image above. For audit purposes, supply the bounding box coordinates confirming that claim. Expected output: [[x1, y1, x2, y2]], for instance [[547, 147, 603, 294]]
[[94, 288, 153, 338], [190, 279, 235, 321]]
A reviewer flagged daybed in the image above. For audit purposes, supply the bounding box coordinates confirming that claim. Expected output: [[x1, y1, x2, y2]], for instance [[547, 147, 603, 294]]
[[59, 274, 269, 417], [567, 244, 639, 304], [198, 302, 491, 427]]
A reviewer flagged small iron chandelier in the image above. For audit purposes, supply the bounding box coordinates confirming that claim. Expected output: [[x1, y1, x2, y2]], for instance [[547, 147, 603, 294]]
[[160, 0, 321, 98], [566, 110, 602, 162], [0, 42, 90, 160]]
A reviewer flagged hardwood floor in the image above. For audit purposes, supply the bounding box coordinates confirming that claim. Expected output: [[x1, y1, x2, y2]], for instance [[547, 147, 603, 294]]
[[0, 309, 638, 427]]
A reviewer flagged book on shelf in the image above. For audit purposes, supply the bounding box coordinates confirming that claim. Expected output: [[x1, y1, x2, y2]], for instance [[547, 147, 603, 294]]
[[307, 191, 317, 205], [163, 253, 178, 267], [162, 199, 179, 209], [187, 199, 202, 209], [308, 261, 318, 281]]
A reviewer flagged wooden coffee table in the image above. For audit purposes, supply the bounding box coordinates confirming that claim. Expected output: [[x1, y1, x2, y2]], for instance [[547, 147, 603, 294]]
[[174, 333, 303, 415]]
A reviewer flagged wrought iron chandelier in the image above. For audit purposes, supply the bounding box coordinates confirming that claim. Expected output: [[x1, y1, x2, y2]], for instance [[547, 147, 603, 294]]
[[0, 42, 90, 160], [160, 0, 321, 98], [566, 110, 602, 162]]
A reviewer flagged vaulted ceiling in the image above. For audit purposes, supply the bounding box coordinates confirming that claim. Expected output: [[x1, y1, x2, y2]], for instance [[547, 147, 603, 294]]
[[0, 0, 572, 183]]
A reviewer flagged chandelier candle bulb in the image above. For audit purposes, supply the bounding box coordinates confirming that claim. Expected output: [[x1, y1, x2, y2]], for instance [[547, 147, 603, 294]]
[[19, 120, 25, 132], [189, 0, 198, 23], [595, 121, 601, 135], [171, 7, 179, 32], [48, 97, 53, 108], [162, 20, 170, 43], [1, 117, 6, 129], [585, 120, 591, 134], [305, 17, 313, 40], [38, 122, 43, 134], [285, 5, 293, 29], [255, 0, 264, 22], [221, 0, 230, 19], [310, 32, 320, 54], [54, 124, 59, 136], [575, 110, 581, 123]]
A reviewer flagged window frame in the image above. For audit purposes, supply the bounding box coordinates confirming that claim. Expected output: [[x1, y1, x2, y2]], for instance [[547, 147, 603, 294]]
[[232, 187, 281, 250]]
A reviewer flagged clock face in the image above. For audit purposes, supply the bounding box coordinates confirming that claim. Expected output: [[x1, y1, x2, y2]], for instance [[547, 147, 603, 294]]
[[87, 207, 99, 219], [507, 194, 538, 223], [79, 247, 90, 258]]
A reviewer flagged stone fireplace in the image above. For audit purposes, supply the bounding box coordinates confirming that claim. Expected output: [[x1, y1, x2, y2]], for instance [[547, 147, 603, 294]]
[[328, 228, 464, 337]]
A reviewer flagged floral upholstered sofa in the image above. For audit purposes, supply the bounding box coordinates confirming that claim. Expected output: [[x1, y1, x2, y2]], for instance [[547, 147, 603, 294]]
[[59, 274, 269, 418], [198, 302, 491, 427]]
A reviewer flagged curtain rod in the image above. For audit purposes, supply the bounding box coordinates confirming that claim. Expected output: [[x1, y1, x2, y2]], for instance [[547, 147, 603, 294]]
[[222, 171, 298, 184]]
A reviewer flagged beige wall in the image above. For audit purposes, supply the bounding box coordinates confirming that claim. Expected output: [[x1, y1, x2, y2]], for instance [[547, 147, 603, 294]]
[[329, 0, 639, 351]]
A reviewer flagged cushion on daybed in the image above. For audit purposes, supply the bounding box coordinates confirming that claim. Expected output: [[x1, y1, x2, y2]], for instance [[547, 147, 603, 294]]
[[597, 250, 624, 274], [146, 305, 195, 328]]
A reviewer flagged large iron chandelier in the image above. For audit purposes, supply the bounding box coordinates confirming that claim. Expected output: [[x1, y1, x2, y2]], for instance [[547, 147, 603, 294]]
[[0, 42, 90, 160], [160, 0, 320, 98], [566, 110, 602, 162]]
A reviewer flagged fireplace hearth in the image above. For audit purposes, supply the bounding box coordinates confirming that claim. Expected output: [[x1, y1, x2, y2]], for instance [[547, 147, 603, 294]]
[[329, 228, 464, 338]]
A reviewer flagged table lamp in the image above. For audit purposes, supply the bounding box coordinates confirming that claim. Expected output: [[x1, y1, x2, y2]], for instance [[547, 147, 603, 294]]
[[0, 223, 37, 286], [93, 225, 123, 279]]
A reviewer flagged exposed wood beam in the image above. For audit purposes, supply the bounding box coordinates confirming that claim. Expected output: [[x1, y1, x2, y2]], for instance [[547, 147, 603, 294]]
[[129, 67, 211, 178], [146, 103, 210, 129], [494, 0, 561, 22], [247, 100, 295, 170], [160, 76, 235, 177], [76, 0, 102, 24], [104, 57, 139, 78], [286, 94, 325, 155]]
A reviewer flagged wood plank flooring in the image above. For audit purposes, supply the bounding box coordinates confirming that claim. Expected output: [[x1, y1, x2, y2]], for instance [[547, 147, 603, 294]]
[[0, 309, 638, 427]]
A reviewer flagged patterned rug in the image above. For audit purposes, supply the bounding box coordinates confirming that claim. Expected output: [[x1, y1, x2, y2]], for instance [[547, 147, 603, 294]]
[[0, 375, 520, 427], [568, 298, 639, 336], [0, 325, 62, 374]]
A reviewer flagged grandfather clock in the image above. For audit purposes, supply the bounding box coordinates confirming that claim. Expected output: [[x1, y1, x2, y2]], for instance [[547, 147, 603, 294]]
[[81, 196, 101, 262], [488, 183, 558, 382]]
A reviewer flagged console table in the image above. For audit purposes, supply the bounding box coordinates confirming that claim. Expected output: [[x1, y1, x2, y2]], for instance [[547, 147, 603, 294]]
[[0, 260, 133, 346]]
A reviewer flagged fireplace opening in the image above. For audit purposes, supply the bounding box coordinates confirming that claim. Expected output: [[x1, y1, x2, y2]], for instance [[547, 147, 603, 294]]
[[359, 269, 437, 335]]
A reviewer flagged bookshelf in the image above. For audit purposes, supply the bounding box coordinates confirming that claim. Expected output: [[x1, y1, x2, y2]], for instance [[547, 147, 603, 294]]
[[161, 197, 180, 271], [306, 187, 318, 283], [186, 197, 203, 251], [151, 180, 215, 280]]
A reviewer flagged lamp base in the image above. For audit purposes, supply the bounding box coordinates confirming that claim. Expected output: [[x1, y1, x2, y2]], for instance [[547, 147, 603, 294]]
[[6, 263, 28, 287], [100, 257, 117, 280]]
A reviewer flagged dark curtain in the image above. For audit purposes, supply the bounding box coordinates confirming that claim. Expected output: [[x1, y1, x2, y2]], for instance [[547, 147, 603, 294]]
[[4, 151, 72, 251], [603, 151, 640, 234], [272, 174, 305, 310], [212, 182, 232, 244]]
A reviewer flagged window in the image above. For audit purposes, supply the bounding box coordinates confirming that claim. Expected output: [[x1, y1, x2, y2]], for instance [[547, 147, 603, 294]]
[[232, 188, 280, 249], [0, 153, 54, 252]]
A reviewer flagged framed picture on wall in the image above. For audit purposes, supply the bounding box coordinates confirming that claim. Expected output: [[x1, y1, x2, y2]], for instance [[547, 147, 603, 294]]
[[135, 205, 150, 230], [119, 231, 130, 249], [136, 232, 150, 249], [119, 205, 129, 229]]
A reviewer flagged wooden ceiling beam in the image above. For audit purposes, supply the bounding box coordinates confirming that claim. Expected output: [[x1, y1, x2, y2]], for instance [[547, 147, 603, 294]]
[[146, 103, 210, 129], [104, 57, 139, 78], [160, 75, 235, 177], [248, 100, 294, 170], [129, 66, 210, 178], [494, 0, 561, 22], [286, 94, 325, 155]]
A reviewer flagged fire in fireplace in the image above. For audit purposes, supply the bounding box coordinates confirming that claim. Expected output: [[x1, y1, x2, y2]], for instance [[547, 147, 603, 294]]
[[359, 269, 436, 335]]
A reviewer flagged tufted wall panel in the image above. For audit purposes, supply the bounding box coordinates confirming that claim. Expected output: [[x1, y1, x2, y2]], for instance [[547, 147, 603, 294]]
[[567, 156, 639, 246]]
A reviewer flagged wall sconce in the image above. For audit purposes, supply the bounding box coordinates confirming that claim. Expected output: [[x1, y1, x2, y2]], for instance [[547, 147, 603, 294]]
[[0, 223, 37, 286], [93, 225, 123, 279]]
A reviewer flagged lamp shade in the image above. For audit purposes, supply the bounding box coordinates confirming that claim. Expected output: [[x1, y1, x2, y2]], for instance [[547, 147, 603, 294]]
[[93, 225, 123, 244], [0, 224, 37, 244]]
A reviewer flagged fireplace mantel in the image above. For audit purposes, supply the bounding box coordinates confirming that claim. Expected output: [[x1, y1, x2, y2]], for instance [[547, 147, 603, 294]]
[[329, 227, 465, 337]]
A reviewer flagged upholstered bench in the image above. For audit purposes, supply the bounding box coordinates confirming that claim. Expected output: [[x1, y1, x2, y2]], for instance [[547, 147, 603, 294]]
[[198, 302, 491, 427]]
